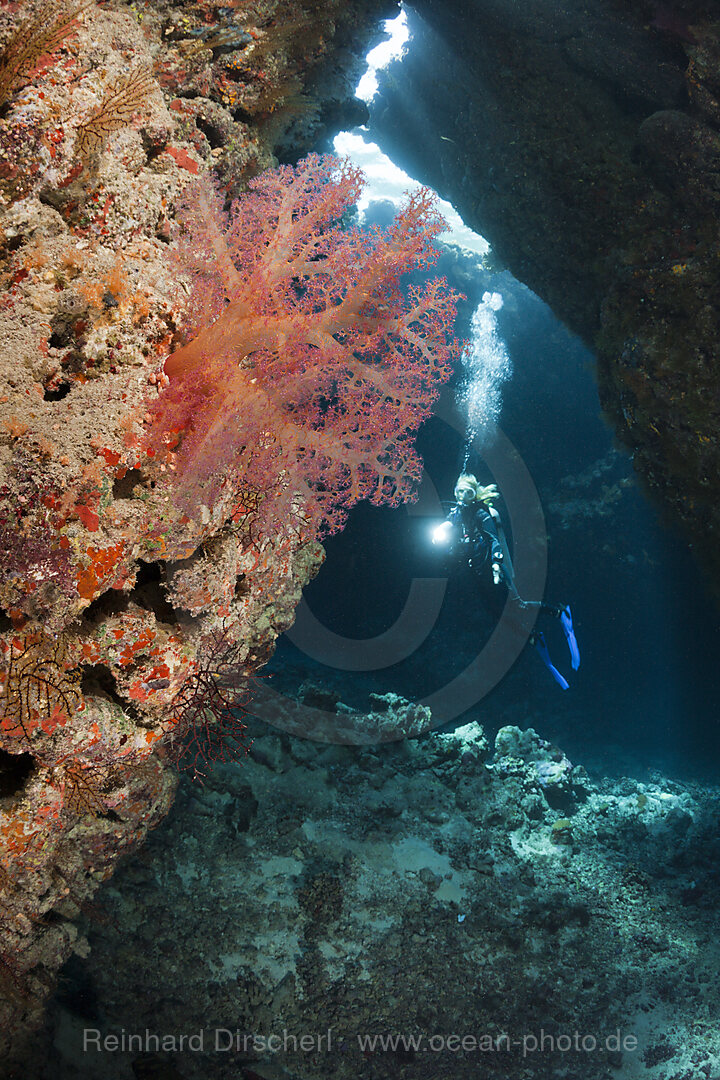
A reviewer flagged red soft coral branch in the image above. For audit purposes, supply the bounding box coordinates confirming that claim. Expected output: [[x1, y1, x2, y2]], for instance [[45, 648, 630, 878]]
[[147, 153, 461, 537]]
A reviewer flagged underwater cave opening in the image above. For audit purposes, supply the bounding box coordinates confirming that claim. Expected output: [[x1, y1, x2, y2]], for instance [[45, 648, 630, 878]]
[[264, 2, 720, 781]]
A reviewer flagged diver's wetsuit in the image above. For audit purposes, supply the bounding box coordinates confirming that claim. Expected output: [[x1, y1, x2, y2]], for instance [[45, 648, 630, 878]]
[[440, 494, 580, 688], [446, 501, 504, 576]]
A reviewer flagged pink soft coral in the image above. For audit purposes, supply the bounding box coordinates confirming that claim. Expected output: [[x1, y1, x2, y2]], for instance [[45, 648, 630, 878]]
[[148, 153, 461, 537]]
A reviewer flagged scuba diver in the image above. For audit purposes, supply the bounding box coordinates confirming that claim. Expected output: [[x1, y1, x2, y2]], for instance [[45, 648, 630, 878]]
[[432, 473, 580, 689]]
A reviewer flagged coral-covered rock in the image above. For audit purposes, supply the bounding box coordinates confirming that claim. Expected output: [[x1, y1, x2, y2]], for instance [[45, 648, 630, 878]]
[[0, 0, 397, 1063]]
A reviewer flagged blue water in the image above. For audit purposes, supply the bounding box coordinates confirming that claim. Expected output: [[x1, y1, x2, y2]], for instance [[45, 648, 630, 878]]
[[267, 235, 720, 780]]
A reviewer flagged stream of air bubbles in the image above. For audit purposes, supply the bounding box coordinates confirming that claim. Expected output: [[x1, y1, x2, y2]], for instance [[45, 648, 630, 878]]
[[460, 291, 512, 467]]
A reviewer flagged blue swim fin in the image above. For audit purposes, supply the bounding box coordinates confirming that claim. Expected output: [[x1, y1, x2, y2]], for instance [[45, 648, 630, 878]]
[[560, 606, 580, 670], [533, 632, 570, 690]]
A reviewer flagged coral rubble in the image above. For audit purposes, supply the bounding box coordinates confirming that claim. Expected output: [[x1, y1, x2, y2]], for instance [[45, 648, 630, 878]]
[[32, 714, 720, 1080]]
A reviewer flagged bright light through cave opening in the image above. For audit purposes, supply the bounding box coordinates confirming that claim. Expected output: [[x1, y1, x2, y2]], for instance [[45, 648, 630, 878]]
[[333, 9, 489, 257], [355, 9, 409, 103]]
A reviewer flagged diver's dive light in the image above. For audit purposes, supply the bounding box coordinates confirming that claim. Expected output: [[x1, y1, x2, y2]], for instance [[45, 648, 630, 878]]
[[431, 520, 453, 546]]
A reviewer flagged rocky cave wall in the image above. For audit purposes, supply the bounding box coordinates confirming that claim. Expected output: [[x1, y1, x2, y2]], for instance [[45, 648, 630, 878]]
[[0, 0, 394, 1065], [370, 0, 720, 583]]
